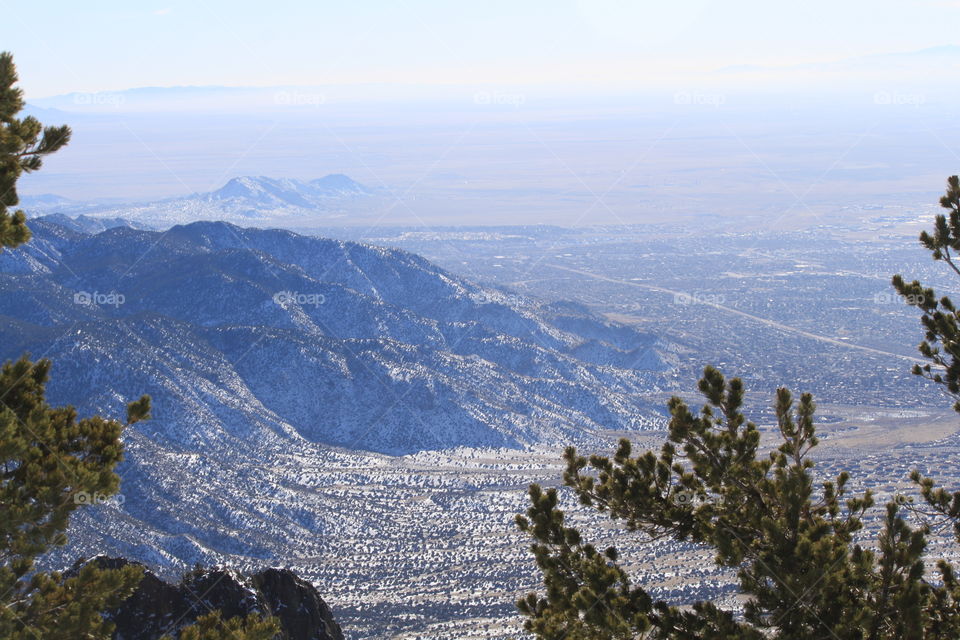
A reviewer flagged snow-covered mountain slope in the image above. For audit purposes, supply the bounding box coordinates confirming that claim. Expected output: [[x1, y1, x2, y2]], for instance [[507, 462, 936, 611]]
[[20, 175, 379, 225], [1, 218, 672, 590], [206, 174, 375, 208], [1, 217, 667, 455]]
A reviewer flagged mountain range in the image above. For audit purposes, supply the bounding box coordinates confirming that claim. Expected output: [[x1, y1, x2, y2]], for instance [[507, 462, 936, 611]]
[[0, 216, 670, 577], [19, 174, 379, 226]]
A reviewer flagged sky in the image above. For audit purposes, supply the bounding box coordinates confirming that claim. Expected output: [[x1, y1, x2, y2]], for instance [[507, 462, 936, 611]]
[[5, 0, 959, 98]]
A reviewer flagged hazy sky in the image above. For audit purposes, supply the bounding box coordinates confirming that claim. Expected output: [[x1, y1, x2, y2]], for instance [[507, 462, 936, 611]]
[[6, 0, 958, 97]]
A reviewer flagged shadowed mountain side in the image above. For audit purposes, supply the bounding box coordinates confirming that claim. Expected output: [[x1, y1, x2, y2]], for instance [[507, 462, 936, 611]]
[[0, 218, 670, 455]]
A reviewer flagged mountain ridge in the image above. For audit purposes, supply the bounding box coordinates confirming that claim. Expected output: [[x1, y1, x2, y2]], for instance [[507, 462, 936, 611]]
[[18, 174, 379, 225], [1, 218, 668, 455]]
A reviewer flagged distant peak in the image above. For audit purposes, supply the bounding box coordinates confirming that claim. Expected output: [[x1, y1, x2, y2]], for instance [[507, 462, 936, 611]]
[[309, 174, 375, 195], [172, 219, 241, 232], [219, 175, 280, 189], [312, 173, 354, 184], [206, 174, 375, 206]]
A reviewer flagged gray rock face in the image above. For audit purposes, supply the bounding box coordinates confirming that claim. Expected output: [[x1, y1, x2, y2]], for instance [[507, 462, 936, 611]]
[[88, 557, 344, 640]]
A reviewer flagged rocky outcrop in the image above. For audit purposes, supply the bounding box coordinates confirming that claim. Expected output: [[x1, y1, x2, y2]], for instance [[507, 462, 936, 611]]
[[89, 558, 343, 640], [251, 569, 344, 640]]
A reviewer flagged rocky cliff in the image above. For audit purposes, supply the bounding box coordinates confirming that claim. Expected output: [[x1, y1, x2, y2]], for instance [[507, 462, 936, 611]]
[[89, 558, 343, 640]]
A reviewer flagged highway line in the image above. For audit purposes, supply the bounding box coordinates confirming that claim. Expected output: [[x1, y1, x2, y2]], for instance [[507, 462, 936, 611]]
[[545, 263, 926, 364]]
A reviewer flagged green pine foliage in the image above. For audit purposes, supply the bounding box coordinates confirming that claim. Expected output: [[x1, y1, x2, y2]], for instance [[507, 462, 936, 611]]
[[517, 368, 960, 639], [0, 356, 149, 638], [163, 612, 280, 640], [517, 180, 960, 639], [893, 175, 960, 411], [0, 51, 71, 250]]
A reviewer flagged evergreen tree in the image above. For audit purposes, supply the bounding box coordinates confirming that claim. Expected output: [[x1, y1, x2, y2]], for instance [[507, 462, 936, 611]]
[[0, 356, 150, 639], [0, 51, 70, 250], [893, 175, 960, 411], [0, 51, 278, 639], [517, 180, 960, 639]]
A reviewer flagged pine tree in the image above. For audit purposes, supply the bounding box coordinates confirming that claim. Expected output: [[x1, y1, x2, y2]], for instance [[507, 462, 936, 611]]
[[0, 356, 150, 639], [893, 175, 960, 411], [0, 51, 70, 250], [517, 181, 960, 639], [0, 52, 279, 639], [518, 368, 960, 639]]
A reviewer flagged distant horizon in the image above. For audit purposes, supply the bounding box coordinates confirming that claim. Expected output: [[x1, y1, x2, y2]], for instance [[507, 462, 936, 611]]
[[20, 42, 960, 107], [10, 1, 960, 96]]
